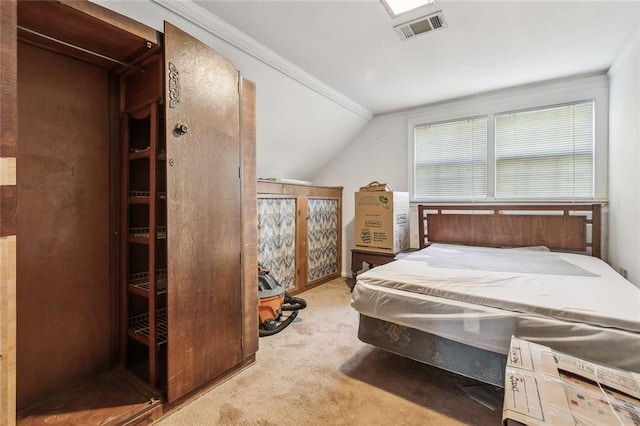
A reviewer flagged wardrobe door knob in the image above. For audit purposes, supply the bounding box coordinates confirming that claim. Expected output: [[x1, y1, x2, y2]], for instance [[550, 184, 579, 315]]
[[174, 123, 188, 135]]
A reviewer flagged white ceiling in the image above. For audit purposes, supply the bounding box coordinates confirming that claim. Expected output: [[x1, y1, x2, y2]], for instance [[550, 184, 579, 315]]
[[194, 0, 640, 116]]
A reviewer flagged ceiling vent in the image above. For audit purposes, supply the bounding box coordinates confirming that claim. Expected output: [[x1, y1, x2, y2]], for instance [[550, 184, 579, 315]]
[[394, 11, 447, 40]]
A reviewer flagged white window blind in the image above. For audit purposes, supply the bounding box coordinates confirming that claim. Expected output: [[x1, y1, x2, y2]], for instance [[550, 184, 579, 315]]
[[495, 101, 594, 198], [414, 117, 487, 198]]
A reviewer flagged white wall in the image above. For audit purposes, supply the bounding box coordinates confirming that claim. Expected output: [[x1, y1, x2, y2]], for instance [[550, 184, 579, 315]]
[[608, 30, 640, 287], [94, 0, 369, 182], [315, 74, 611, 278], [313, 113, 410, 278]]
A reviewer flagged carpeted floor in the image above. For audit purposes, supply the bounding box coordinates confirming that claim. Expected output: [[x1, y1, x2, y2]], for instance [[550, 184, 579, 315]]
[[156, 278, 504, 425]]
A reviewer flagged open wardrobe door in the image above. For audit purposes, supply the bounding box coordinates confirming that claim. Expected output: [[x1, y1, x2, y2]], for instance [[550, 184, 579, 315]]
[[164, 22, 243, 402]]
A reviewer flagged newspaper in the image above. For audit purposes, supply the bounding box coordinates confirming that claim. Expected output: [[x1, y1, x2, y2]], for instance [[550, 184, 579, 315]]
[[503, 336, 640, 425]]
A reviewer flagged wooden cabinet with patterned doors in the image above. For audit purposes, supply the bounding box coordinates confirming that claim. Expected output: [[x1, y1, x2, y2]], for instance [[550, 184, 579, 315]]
[[257, 181, 342, 294]]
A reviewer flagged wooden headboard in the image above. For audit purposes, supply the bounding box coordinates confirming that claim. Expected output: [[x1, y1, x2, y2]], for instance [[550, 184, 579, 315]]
[[418, 205, 601, 258]]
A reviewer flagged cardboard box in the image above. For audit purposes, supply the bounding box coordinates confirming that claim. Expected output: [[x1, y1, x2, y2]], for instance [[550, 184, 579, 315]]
[[502, 336, 640, 425], [354, 189, 409, 254]]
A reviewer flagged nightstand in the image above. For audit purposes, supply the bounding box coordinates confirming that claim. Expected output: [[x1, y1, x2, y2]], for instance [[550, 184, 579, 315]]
[[348, 248, 418, 290]]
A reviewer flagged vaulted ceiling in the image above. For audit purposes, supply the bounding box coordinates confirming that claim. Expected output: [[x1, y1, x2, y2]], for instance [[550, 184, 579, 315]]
[[197, 0, 640, 115]]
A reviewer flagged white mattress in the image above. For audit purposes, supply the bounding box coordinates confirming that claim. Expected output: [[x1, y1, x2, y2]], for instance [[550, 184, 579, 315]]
[[351, 244, 640, 372]]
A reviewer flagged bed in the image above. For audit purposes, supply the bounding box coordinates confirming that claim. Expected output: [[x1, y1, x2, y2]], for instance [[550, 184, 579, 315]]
[[351, 204, 640, 387]]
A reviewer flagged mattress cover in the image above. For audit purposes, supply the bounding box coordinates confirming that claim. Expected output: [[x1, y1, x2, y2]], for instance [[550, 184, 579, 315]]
[[351, 244, 640, 372], [354, 244, 640, 332]]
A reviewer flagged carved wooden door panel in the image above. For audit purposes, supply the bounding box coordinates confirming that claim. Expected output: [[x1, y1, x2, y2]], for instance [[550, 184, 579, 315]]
[[164, 22, 242, 402]]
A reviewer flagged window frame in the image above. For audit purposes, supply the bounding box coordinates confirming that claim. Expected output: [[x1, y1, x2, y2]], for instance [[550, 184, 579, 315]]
[[407, 74, 609, 203]]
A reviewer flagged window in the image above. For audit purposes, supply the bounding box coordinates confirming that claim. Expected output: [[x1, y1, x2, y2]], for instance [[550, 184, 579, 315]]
[[495, 101, 594, 198], [412, 100, 596, 201], [414, 117, 487, 199]]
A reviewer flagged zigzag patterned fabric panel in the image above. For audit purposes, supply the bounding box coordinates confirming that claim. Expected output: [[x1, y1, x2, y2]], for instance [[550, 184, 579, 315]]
[[257, 198, 296, 290], [307, 199, 338, 281]]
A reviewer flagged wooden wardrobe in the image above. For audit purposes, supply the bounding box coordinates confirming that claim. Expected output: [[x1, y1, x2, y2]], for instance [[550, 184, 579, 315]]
[[1, 1, 258, 423]]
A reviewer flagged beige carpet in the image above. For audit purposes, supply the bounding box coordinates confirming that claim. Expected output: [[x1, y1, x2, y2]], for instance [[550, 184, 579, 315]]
[[157, 278, 504, 425]]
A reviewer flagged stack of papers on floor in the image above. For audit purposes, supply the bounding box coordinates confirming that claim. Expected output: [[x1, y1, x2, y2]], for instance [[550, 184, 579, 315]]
[[502, 336, 640, 425]]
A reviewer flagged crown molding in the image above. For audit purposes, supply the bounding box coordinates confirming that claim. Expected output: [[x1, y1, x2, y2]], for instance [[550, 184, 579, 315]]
[[152, 0, 373, 120]]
